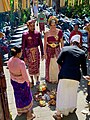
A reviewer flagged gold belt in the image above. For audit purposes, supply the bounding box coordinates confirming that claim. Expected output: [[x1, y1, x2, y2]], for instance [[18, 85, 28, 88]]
[[47, 43, 59, 48]]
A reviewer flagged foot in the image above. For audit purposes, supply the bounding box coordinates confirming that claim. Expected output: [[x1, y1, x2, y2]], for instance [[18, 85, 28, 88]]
[[81, 109, 89, 114], [53, 114, 61, 120], [30, 83, 34, 88], [27, 111, 36, 120]]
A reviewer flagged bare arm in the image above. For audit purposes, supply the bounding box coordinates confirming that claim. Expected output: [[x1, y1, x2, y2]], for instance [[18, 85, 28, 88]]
[[44, 32, 48, 59], [60, 38, 64, 48]]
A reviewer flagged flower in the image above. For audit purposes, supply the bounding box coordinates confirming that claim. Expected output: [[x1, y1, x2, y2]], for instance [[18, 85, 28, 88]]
[[48, 16, 58, 25]]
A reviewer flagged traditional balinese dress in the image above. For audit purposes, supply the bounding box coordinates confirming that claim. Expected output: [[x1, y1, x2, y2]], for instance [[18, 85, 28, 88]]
[[22, 30, 44, 77], [45, 30, 63, 83], [7, 57, 32, 115]]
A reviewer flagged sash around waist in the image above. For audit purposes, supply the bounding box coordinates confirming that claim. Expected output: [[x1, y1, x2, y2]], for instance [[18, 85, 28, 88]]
[[10, 71, 22, 77], [47, 42, 59, 48]]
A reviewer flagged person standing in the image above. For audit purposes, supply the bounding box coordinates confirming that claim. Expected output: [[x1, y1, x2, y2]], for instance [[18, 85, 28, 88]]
[[53, 35, 87, 119], [44, 16, 64, 83], [33, 3, 38, 18], [7, 46, 35, 120], [37, 8, 46, 34], [69, 23, 82, 46], [84, 23, 90, 104], [22, 19, 44, 87]]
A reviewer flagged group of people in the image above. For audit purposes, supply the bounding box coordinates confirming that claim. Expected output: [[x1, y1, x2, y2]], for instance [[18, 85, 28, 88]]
[[7, 16, 90, 120]]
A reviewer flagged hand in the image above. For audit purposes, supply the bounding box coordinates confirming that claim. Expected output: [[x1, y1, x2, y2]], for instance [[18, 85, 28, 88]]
[[83, 75, 90, 81], [27, 82, 30, 87], [24, 58, 27, 64], [41, 55, 44, 61], [44, 54, 47, 59], [87, 53, 90, 59]]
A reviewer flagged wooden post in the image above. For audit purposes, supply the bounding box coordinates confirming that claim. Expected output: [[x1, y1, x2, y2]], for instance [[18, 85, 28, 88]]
[[68, 0, 72, 6], [48, 0, 52, 7], [22, 0, 26, 9], [60, 0, 65, 7], [27, 0, 30, 8], [0, 54, 10, 120], [14, 0, 18, 10]]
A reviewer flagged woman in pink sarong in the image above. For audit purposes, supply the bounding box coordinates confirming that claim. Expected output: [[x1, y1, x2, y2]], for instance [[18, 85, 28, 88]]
[[44, 16, 64, 83]]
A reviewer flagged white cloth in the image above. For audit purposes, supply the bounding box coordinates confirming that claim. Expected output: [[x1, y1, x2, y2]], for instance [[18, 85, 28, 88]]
[[49, 57, 59, 83], [56, 79, 79, 116], [70, 34, 80, 43]]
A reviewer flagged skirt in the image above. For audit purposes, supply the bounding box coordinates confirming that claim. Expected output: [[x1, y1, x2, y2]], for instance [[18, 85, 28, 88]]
[[11, 80, 33, 114], [49, 57, 59, 83], [56, 79, 79, 116]]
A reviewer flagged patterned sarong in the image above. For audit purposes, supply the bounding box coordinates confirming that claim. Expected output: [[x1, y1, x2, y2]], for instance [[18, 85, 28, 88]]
[[11, 80, 33, 114], [26, 47, 40, 75]]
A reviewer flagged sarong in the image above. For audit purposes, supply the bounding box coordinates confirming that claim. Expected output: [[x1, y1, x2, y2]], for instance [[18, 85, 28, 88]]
[[11, 80, 33, 114], [26, 47, 40, 75], [56, 79, 79, 116], [39, 23, 45, 32], [45, 46, 60, 82]]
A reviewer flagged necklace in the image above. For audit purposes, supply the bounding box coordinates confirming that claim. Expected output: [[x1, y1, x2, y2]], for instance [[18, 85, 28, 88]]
[[50, 31, 59, 40]]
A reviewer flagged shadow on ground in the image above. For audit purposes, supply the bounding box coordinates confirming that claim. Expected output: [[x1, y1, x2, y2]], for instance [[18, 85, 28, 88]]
[[85, 114, 90, 120], [62, 113, 78, 120], [15, 113, 26, 120]]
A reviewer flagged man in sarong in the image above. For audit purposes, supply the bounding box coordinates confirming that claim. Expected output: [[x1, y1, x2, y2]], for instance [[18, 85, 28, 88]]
[[37, 8, 46, 34], [22, 19, 44, 87], [53, 35, 87, 119]]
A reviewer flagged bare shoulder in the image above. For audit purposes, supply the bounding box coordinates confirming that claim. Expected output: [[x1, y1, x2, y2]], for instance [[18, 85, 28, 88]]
[[56, 28, 62, 32], [44, 30, 50, 36], [56, 28, 60, 31]]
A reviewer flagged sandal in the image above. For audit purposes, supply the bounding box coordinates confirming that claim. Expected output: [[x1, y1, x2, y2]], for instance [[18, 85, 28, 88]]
[[53, 114, 61, 120]]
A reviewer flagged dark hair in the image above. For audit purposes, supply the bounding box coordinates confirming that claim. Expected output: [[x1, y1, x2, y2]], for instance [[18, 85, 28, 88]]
[[74, 22, 79, 27], [11, 46, 21, 56]]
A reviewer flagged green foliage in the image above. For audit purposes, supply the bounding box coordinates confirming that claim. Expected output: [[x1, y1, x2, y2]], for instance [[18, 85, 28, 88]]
[[61, 4, 90, 18]]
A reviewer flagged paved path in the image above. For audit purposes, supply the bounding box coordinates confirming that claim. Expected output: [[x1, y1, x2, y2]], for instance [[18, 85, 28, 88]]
[[3, 25, 90, 120]]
